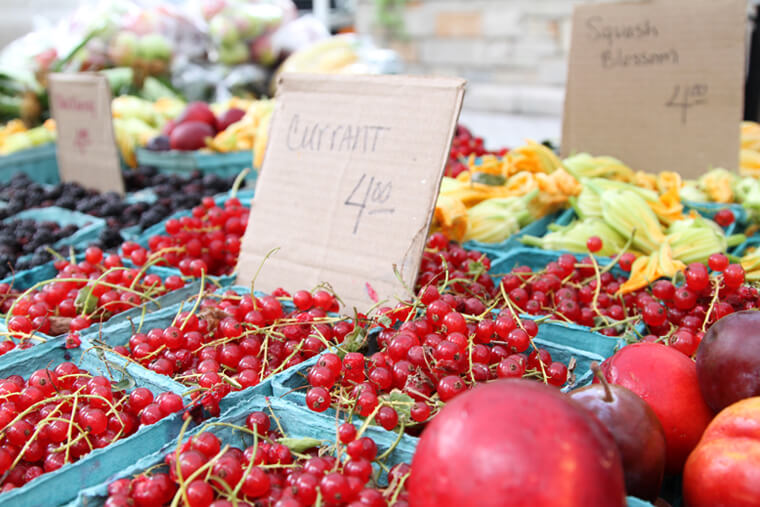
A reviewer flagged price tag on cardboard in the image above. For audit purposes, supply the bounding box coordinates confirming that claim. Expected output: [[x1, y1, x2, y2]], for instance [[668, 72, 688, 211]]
[[562, 0, 746, 178], [48, 73, 125, 194], [236, 74, 465, 310]]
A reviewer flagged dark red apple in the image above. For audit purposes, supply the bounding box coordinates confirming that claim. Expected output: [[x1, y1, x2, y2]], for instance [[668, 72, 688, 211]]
[[408, 379, 626, 507], [216, 108, 246, 132], [600, 342, 713, 475], [161, 119, 176, 136], [696, 310, 760, 412], [169, 121, 215, 151], [175, 102, 218, 131], [570, 364, 666, 501]]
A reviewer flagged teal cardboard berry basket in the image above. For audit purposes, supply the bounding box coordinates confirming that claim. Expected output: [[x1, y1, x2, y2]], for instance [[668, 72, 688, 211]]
[[0, 144, 59, 185], [136, 148, 258, 182], [0, 255, 220, 360], [463, 208, 575, 260], [0, 341, 191, 507], [71, 395, 415, 507], [3, 207, 105, 253]]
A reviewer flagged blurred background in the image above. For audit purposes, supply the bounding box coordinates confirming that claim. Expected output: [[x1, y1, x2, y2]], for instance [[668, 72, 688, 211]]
[[0, 0, 592, 147], [0, 0, 757, 149]]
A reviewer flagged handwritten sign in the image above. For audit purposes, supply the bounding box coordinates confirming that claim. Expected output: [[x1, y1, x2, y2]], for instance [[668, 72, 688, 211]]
[[48, 73, 125, 194], [344, 174, 394, 234], [562, 0, 746, 178], [236, 74, 465, 310]]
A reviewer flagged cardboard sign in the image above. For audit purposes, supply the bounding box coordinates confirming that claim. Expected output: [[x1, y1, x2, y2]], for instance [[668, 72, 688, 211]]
[[236, 74, 465, 310], [48, 73, 125, 194], [562, 0, 746, 178]]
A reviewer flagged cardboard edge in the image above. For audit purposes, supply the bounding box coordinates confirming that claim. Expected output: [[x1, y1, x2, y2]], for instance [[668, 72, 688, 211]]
[[48, 73, 126, 195], [400, 78, 466, 285], [276, 72, 468, 94], [236, 74, 467, 294]]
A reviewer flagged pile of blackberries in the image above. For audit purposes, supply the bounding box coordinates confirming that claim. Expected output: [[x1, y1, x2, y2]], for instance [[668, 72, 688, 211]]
[[0, 168, 235, 245], [0, 219, 80, 278], [0, 167, 238, 275]]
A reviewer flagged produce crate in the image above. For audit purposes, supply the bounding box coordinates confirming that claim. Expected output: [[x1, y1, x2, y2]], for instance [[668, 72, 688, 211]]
[[0, 257, 217, 346], [488, 246, 617, 275], [0, 144, 59, 185], [71, 396, 416, 507], [118, 185, 255, 242], [124, 187, 254, 249], [0, 341, 189, 507], [488, 246, 642, 356], [3, 206, 105, 252], [136, 148, 258, 182], [68, 393, 654, 507], [272, 308, 618, 415], [463, 208, 574, 259], [682, 200, 747, 233], [528, 317, 625, 388], [123, 188, 158, 205], [731, 233, 760, 257], [81, 296, 274, 415]]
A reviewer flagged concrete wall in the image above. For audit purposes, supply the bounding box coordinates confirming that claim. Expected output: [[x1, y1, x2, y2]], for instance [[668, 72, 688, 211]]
[[356, 0, 755, 116]]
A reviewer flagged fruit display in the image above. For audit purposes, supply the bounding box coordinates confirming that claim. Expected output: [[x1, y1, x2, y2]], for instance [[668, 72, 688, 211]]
[[0, 168, 235, 240], [0, 120, 55, 156], [0, 3, 195, 130], [99, 286, 352, 417], [30, 95, 270, 168], [201, 0, 299, 66], [137, 195, 249, 276], [408, 380, 627, 507], [0, 0, 395, 139], [683, 397, 760, 507], [0, 246, 188, 350], [0, 359, 184, 492], [93, 398, 413, 507], [0, 215, 93, 277], [144, 98, 273, 161], [2, 105, 760, 507]]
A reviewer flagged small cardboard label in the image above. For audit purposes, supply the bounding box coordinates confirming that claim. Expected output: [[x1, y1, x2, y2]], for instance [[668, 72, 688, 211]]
[[562, 0, 746, 178], [48, 73, 125, 194], [236, 73, 465, 310]]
